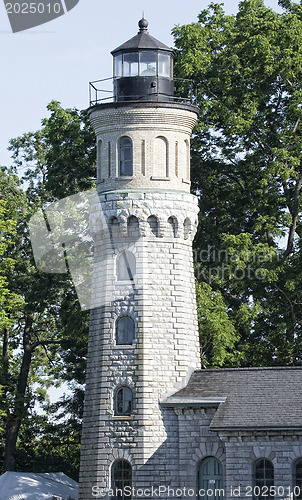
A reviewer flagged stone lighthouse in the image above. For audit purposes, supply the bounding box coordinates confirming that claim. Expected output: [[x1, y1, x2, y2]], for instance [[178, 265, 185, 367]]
[[78, 19, 200, 499]]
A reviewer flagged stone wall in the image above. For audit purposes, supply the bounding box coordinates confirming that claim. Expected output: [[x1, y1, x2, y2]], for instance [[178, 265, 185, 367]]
[[78, 191, 201, 500]]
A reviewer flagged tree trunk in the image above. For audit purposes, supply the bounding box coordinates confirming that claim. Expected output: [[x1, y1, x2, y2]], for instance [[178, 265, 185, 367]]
[[2, 327, 9, 396], [4, 314, 34, 471]]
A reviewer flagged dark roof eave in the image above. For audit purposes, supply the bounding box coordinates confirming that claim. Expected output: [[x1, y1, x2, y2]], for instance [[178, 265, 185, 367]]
[[111, 32, 173, 55], [161, 397, 226, 409]]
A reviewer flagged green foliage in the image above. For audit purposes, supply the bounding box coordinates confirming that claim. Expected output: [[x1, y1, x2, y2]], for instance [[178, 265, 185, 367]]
[[196, 282, 241, 367], [0, 101, 93, 474], [174, 0, 302, 366]]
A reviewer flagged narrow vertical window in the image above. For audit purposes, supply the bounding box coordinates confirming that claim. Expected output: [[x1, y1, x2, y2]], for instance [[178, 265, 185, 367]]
[[253, 459, 274, 499], [153, 136, 168, 178], [168, 216, 178, 238], [114, 387, 133, 415], [119, 137, 133, 176], [184, 218, 191, 240], [294, 459, 302, 499], [117, 251, 136, 281], [112, 460, 132, 500], [175, 141, 179, 177], [108, 141, 111, 178], [185, 139, 190, 180], [116, 316, 135, 345], [97, 139, 102, 178], [127, 216, 139, 238], [147, 215, 159, 237], [141, 139, 146, 176]]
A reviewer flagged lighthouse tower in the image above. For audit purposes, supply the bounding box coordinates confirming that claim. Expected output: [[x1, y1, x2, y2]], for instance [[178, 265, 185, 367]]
[[79, 19, 200, 499]]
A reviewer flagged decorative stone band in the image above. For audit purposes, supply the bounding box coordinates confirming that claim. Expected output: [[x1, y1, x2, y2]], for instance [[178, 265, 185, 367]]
[[90, 189, 199, 243]]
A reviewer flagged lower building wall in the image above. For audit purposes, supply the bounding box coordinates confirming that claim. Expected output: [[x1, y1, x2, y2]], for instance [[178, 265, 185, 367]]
[[80, 401, 302, 500], [220, 431, 302, 500]]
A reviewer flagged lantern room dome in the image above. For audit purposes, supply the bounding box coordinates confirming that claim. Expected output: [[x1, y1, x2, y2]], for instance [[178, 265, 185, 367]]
[[111, 19, 174, 102], [111, 18, 173, 55]]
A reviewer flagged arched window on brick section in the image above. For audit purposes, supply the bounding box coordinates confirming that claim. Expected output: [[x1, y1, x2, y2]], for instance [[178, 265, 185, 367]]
[[114, 387, 133, 416], [198, 457, 224, 500], [168, 216, 178, 238], [147, 215, 159, 237], [153, 136, 168, 178], [119, 137, 133, 176], [111, 459, 132, 499], [116, 316, 135, 345], [117, 251, 136, 281], [294, 458, 302, 499], [253, 458, 274, 499]]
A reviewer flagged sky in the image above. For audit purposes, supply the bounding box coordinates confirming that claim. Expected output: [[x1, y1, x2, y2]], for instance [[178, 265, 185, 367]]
[[0, 0, 284, 169]]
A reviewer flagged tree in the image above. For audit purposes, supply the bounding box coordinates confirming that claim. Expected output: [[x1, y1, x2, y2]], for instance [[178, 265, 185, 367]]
[[173, 0, 302, 366], [0, 101, 95, 472]]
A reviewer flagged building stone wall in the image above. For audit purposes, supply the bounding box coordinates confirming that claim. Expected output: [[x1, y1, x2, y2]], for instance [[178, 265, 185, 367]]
[[220, 431, 302, 500]]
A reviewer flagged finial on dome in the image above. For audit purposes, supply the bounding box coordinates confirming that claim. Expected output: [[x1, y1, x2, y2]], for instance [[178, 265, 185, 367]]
[[138, 18, 148, 31]]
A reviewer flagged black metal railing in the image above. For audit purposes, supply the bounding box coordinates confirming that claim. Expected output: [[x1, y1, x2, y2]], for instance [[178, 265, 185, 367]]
[[89, 77, 197, 106]]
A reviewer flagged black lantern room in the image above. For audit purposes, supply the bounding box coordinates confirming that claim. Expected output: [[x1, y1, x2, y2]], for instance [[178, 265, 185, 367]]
[[111, 19, 174, 102]]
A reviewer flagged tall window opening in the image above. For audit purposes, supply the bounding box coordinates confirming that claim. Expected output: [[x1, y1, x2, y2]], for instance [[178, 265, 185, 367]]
[[117, 251, 136, 281], [294, 459, 302, 499], [253, 459, 274, 499], [185, 139, 190, 180], [116, 316, 135, 345], [97, 139, 102, 178], [168, 216, 178, 238], [127, 216, 139, 238], [147, 215, 159, 237], [111, 460, 132, 499], [153, 136, 168, 178], [184, 218, 191, 240], [114, 387, 133, 416], [119, 137, 133, 176]]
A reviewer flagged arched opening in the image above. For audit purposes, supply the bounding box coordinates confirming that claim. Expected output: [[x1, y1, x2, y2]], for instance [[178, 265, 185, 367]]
[[294, 459, 302, 499], [117, 251, 136, 281], [253, 458, 274, 499], [108, 216, 119, 237], [198, 457, 224, 500], [114, 387, 133, 416], [116, 316, 135, 345], [153, 136, 168, 178], [119, 137, 133, 176], [147, 215, 159, 237], [184, 218, 192, 240], [111, 460, 132, 499], [127, 216, 139, 238], [168, 216, 178, 238]]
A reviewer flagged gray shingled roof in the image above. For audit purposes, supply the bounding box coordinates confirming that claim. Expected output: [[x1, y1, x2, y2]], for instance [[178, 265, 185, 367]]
[[163, 367, 302, 430], [111, 30, 172, 54]]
